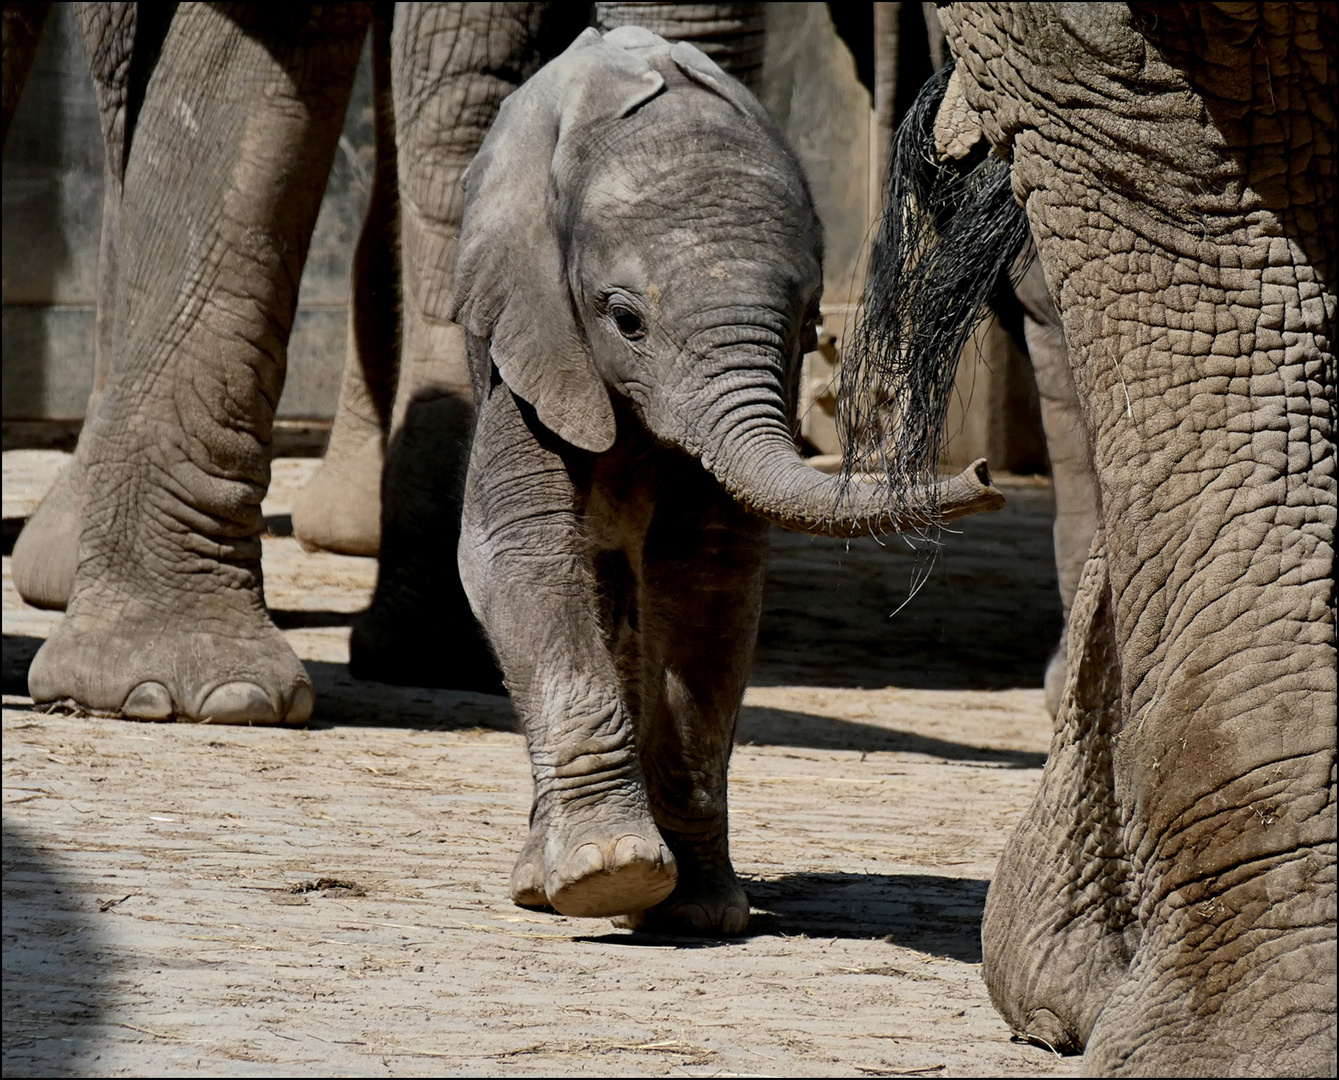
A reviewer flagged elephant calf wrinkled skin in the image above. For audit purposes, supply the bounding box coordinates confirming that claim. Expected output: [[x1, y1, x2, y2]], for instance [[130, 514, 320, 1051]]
[[450, 28, 1002, 933]]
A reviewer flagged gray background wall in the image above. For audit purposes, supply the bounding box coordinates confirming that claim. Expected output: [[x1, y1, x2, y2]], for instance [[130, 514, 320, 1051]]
[[3, 3, 376, 423]]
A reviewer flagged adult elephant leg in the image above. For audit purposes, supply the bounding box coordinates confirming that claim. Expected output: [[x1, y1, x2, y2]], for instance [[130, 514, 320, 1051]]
[[1018, 69, 1334, 1080], [615, 461, 767, 936], [348, 2, 583, 690], [291, 8, 398, 557], [458, 377, 677, 918], [28, 5, 370, 724], [12, 3, 150, 610], [981, 532, 1137, 1052], [1014, 252, 1099, 717], [906, 4, 1333, 1068], [593, 3, 766, 88]]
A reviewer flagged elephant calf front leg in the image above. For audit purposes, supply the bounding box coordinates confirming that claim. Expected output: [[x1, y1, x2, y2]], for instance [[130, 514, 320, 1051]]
[[459, 382, 675, 918], [614, 471, 768, 937]]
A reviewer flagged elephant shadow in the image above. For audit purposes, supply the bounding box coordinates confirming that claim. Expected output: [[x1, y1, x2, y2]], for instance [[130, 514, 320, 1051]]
[[2, 517, 25, 558], [2, 638, 1043, 764], [3, 635, 43, 697], [738, 704, 1044, 767], [747, 871, 988, 962]]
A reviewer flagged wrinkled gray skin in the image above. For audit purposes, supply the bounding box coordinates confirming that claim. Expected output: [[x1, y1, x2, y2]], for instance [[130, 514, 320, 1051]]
[[910, 4, 1335, 1074], [13, 4, 372, 724], [6, 1, 998, 779], [450, 26, 1000, 933]]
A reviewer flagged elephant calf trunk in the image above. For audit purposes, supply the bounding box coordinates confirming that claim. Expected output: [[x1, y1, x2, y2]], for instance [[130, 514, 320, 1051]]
[[708, 422, 1004, 538]]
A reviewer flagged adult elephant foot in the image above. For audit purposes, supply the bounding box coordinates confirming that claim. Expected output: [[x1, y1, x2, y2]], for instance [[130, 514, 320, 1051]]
[[510, 814, 678, 919], [291, 426, 384, 557], [348, 391, 504, 694], [18, 5, 366, 726], [11, 460, 83, 611], [29, 595, 313, 725], [1084, 921, 1336, 1076], [981, 539, 1137, 1053]]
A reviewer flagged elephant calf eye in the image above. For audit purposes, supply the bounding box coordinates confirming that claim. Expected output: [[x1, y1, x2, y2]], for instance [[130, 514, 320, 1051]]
[[609, 303, 647, 341]]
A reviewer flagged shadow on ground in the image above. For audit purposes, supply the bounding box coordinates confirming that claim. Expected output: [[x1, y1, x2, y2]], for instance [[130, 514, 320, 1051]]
[[746, 871, 988, 962], [3, 640, 1043, 763], [4, 481, 1062, 699], [1, 819, 107, 1077], [738, 704, 1043, 766], [582, 873, 989, 963], [2, 636, 41, 696], [2, 517, 24, 558], [754, 486, 1063, 691]]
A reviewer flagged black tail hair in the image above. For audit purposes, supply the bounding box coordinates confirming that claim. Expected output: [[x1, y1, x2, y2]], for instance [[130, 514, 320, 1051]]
[[838, 63, 1030, 516]]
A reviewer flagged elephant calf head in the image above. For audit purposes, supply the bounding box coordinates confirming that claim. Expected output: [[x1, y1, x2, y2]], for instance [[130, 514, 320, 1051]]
[[451, 25, 1002, 538]]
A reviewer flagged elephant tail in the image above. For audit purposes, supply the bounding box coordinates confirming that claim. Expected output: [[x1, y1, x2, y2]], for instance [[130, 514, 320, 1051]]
[[838, 61, 1031, 522]]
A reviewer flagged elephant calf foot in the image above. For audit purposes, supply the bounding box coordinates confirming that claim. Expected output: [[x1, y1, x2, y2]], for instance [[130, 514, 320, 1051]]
[[511, 815, 678, 919], [28, 600, 313, 725], [11, 464, 83, 611], [613, 850, 750, 936]]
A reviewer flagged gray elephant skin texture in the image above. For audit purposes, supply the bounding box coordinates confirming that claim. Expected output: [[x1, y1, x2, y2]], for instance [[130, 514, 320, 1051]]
[[447, 26, 1000, 935], [846, 3, 1335, 1075]]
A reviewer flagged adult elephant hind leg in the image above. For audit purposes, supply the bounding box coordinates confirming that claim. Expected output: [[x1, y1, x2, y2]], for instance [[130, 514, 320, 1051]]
[[346, 2, 577, 688], [458, 380, 677, 918], [349, 388, 501, 692], [291, 6, 397, 559], [1013, 252, 1099, 718], [981, 533, 1137, 1055], [11, 3, 139, 612], [27, 5, 369, 724], [614, 469, 767, 937]]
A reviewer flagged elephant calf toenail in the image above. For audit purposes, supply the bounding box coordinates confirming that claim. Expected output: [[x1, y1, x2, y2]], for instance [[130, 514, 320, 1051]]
[[613, 834, 659, 868], [564, 843, 607, 883]]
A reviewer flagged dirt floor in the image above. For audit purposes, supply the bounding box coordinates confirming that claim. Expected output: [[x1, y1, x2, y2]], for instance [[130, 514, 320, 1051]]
[[3, 450, 1079, 1077]]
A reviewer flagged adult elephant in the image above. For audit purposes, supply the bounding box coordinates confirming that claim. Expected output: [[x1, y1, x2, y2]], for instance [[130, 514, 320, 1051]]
[[845, 3, 1335, 1074], [9, 3, 1000, 724]]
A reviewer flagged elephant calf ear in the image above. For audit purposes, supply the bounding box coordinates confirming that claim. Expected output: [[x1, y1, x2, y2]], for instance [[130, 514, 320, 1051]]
[[449, 28, 665, 454]]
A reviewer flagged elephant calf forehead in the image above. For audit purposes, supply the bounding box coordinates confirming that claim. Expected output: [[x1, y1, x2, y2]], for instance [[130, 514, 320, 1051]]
[[578, 121, 818, 236]]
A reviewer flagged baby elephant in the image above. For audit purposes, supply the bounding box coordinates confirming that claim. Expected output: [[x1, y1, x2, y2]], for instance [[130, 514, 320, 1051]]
[[451, 27, 1001, 934]]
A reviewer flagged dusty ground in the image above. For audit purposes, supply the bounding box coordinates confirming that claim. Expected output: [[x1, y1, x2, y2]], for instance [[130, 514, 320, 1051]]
[[3, 450, 1078, 1077]]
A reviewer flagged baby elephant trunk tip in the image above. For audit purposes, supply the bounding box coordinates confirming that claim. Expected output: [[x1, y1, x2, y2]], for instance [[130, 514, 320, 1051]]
[[936, 457, 1006, 522], [712, 421, 1004, 537]]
